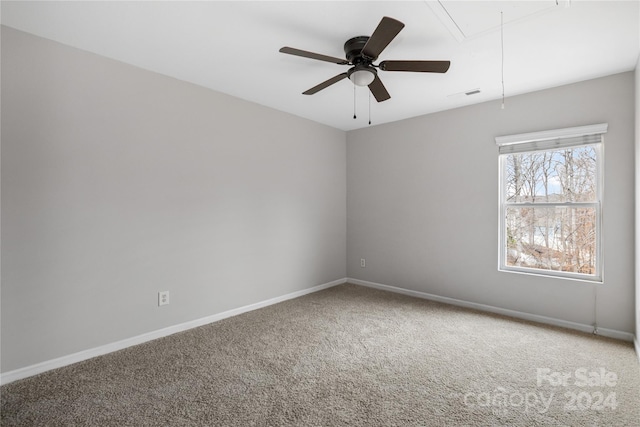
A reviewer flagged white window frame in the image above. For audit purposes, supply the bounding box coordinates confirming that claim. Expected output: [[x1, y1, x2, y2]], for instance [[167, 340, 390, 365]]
[[496, 123, 607, 283]]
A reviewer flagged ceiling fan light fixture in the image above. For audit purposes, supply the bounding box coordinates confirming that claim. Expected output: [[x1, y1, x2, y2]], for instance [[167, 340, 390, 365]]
[[349, 68, 375, 86]]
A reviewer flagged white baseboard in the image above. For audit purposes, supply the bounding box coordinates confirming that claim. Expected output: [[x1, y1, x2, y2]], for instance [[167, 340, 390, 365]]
[[348, 278, 635, 342], [1, 278, 347, 385], [634, 338, 640, 366]]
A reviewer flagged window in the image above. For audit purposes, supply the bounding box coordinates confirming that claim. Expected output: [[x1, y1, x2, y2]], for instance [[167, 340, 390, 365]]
[[496, 124, 607, 282]]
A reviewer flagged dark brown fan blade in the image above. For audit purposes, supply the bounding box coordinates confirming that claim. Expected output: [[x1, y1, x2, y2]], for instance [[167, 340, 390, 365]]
[[303, 73, 349, 95], [279, 47, 349, 65], [379, 60, 451, 73], [361, 17, 405, 60], [368, 74, 390, 102]]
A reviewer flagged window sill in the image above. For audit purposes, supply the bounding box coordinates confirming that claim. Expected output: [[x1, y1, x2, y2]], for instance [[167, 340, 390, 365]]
[[498, 266, 603, 284]]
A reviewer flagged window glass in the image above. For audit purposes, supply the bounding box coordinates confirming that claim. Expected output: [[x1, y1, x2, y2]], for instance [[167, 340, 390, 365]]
[[497, 124, 605, 282]]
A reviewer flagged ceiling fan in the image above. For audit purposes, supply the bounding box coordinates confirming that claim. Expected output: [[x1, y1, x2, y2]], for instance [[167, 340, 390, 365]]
[[279, 16, 451, 102]]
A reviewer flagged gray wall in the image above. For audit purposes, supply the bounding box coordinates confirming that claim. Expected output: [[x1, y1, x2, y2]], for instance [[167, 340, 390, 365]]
[[1, 26, 347, 373], [347, 72, 636, 334]]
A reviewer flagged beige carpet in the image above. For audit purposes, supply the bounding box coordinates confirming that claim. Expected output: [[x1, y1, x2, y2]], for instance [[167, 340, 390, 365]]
[[2, 283, 639, 426]]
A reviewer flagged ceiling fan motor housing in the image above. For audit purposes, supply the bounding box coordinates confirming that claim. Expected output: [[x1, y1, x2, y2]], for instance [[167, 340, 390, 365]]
[[344, 36, 377, 86], [344, 36, 372, 63]]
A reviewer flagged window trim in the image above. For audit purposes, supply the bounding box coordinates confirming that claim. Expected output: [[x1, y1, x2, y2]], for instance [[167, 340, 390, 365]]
[[496, 124, 607, 283]]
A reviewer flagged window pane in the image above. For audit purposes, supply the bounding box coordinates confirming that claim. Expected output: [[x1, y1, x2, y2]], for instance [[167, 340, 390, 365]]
[[505, 206, 597, 275], [504, 146, 597, 203]]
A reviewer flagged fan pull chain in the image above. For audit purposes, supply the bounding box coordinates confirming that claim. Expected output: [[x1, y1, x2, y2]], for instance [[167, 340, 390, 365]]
[[353, 85, 357, 119], [368, 90, 372, 125]]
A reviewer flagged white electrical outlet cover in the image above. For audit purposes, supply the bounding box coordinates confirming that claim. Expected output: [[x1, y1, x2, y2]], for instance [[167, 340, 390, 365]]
[[158, 291, 170, 306]]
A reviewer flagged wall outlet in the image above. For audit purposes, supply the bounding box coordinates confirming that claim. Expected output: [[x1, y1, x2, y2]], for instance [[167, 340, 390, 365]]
[[360, 258, 366, 268], [158, 291, 170, 306]]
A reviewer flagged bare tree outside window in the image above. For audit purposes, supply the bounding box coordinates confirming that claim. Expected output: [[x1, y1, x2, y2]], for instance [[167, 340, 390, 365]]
[[502, 145, 600, 278]]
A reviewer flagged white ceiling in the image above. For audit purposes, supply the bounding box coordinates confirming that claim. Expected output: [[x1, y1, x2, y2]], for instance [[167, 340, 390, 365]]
[[2, 1, 639, 131]]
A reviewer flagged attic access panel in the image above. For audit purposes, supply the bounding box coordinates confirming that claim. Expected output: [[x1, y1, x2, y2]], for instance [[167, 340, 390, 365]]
[[429, 0, 560, 41]]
